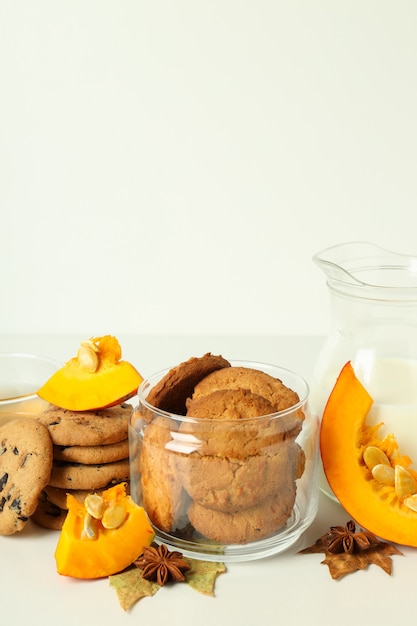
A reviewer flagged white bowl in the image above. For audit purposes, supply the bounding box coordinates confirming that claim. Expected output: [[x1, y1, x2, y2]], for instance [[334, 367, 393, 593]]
[[0, 353, 61, 425]]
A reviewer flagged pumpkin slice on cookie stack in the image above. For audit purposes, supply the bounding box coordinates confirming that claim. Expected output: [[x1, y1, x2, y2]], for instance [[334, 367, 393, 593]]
[[32, 335, 142, 530]]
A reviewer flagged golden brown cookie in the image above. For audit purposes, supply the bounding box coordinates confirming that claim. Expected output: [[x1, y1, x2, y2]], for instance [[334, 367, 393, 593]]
[[139, 416, 189, 532], [188, 489, 297, 544], [176, 438, 305, 513], [192, 366, 300, 413], [0, 418, 53, 535], [181, 377, 305, 533], [36, 403, 132, 446], [144, 353, 231, 415], [43, 483, 126, 510], [186, 387, 275, 420], [31, 491, 67, 530], [48, 459, 130, 490], [53, 438, 129, 465], [44, 485, 82, 509], [184, 388, 301, 458]]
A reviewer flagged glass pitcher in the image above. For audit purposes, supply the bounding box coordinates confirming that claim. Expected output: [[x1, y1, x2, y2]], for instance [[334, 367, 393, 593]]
[[310, 241, 417, 500]]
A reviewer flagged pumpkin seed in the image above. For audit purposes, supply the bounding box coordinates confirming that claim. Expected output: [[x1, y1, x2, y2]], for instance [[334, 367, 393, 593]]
[[395, 465, 417, 500], [363, 446, 390, 471], [82, 512, 98, 540], [84, 494, 105, 519], [372, 463, 395, 485], [101, 503, 126, 529], [404, 494, 417, 512], [80, 339, 99, 352], [77, 342, 99, 372]]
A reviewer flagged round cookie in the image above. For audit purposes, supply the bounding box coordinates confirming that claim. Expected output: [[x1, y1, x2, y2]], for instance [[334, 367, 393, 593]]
[[191, 366, 301, 413], [48, 458, 130, 490], [179, 386, 305, 523], [184, 388, 300, 458], [53, 438, 129, 465], [31, 491, 67, 530], [186, 387, 275, 420], [44, 484, 87, 509], [176, 438, 305, 513], [0, 418, 53, 535], [188, 489, 297, 544], [44, 482, 130, 510], [144, 353, 231, 416], [139, 416, 189, 532], [36, 403, 132, 446]]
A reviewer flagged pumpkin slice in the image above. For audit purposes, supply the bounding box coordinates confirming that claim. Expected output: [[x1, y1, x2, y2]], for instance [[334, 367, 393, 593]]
[[37, 335, 143, 411], [55, 483, 155, 579], [320, 361, 417, 547]]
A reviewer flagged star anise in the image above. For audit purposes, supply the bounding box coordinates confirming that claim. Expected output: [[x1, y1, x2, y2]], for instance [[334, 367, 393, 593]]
[[324, 520, 380, 554], [134, 544, 191, 586], [299, 519, 403, 580]]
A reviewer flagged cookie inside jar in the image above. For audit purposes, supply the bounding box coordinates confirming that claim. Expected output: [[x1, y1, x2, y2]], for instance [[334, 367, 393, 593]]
[[129, 354, 319, 561]]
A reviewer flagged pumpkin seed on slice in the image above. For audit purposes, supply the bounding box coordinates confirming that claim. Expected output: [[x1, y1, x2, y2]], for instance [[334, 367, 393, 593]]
[[403, 494, 417, 512], [395, 465, 417, 501], [372, 463, 395, 485], [101, 504, 127, 529], [363, 446, 390, 471]]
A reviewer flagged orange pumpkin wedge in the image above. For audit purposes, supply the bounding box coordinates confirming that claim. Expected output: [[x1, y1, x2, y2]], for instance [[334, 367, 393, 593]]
[[37, 335, 143, 411], [55, 483, 155, 579], [320, 361, 417, 547]]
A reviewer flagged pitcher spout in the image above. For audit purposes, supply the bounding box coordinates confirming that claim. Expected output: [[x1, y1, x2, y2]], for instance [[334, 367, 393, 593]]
[[313, 241, 417, 294]]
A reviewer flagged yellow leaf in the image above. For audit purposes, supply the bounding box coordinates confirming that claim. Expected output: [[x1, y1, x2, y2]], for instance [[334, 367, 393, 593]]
[[185, 559, 227, 596], [109, 568, 159, 611]]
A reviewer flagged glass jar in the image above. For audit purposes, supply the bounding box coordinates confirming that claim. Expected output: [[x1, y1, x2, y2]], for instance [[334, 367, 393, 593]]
[[310, 242, 417, 499], [129, 361, 319, 562]]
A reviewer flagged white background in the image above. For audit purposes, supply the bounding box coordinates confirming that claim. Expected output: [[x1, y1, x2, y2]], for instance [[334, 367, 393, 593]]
[[1, 1, 417, 338]]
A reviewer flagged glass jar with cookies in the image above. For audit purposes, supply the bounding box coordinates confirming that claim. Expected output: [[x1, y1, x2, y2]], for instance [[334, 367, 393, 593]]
[[129, 354, 320, 562]]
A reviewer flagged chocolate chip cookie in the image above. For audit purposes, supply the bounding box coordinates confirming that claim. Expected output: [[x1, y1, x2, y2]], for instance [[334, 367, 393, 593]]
[[36, 403, 132, 446], [31, 490, 67, 531], [53, 438, 129, 465], [48, 458, 130, 490], [0, 418, 53, 535]]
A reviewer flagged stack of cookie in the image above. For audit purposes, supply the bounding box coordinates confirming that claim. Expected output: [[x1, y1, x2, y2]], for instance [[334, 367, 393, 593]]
[[136, 354, 306, 545], [180, 367, 305, 543], [32, 403, 132, 530]]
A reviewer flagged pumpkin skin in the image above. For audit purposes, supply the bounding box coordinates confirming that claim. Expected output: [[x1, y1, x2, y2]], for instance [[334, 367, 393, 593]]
[[320, 361, 417, 547], [37, 335, 143, 411], [55, 483, 155, 579]]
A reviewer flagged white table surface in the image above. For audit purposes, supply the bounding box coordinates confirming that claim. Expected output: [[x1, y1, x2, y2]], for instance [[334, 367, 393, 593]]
[[1, 333, 415, 626]]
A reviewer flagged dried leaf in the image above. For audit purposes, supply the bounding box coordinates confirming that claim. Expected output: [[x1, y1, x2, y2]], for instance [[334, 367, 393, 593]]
[[109, 558, 226, 610], [109, 568, 159, 611], [185, 559, 227, 596], [322, 543, 403, 579], [299, 528, 403, 580], [298, 536, 332, 555]]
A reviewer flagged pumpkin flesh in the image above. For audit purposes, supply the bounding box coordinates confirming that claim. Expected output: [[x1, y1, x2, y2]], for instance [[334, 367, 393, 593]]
[[320, 361, 417, 547], [55, 483, 155, 579], [37, 335, 143, 411]]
